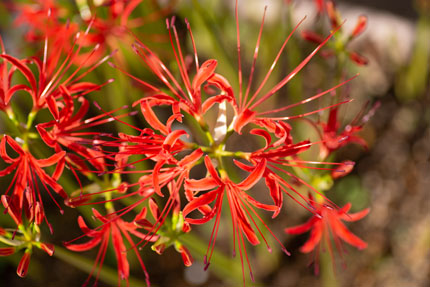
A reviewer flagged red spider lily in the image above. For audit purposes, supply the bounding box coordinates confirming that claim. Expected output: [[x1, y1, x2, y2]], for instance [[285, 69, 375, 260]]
[[184, 156, 288, 284], [75, 0, 176, 66], [0, 135, 66, 231], [0, 22, 109, 116], [215, 2, 350, 134], [301, 1, 369, 66], [314, 101, 380, 159], [36, 89, 118, 173], [124, 5, 350, 136], [64, 208, 155, 286], [13, 0, 77, 43], [285, 199, 369, 274], [118, 17, 234, 123]]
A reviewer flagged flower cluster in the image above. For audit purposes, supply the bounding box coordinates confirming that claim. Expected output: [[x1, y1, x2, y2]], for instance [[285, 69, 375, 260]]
[[0, 0, 374, 286]]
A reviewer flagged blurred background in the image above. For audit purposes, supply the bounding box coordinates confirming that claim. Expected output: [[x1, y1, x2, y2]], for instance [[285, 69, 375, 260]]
[[0, 0, 428, 286]]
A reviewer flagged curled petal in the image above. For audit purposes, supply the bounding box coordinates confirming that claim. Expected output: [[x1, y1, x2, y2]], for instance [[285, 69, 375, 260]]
[[207, 73, 234, 99], [284, 217, 319, 235], [183, 189, 219, 218], [236, 159, 266, 190], [64, 234, 103, 252], [140, 101, 168, 135], [163, 129, 187, 151], [36, 151, 66, 167], [341, 208, 370, 222], [192, 59, 217, 90], [178, 148, 203, 168], [233, 109, 256, 134]]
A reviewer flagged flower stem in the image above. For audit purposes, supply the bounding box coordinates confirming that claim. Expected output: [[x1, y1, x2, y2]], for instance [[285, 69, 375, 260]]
[[53, 245, 149, 287]]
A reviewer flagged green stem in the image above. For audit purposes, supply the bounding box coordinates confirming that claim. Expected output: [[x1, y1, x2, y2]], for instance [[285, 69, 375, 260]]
[[179, 232, 257, 285], [53, 245, 149, 287], [320, 241, 338, 287]]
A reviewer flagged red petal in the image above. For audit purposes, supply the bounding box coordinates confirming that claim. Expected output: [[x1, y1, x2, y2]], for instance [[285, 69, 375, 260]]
[[207, 73, 234, 99], [65, 235, 103, 252], [111, 224, 130, 280], [192, 59, 217, 91], [204, 156, 222, 183], [140, 100, 168, 135], [178, 148, 203, 168], [331, 161, 355, 179], [250, 129, 272, 149], [46, 95, 60, 120], [163, 129, 187, 151], [233, 109, 256, 134], [202, 94, 232, 114], [36, 151, 66, 167], [183, 188, 219, 218], [237, 159, 266, 190], [134, 207, 147, 223], [238, 215, 260, 245], [149, 197, 160, 220], [300, 221, 323, 253], [36, 122, 56, 147], [331, 218, 367, 249], [341, 208, 370, 222], [185, 178, 219, 191], [0, 55, 37, 93], [285, 217, 319, 235]]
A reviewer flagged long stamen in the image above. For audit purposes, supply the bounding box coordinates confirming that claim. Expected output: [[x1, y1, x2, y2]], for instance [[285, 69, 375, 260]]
[[257, 75, 358, 116], [235, 0, 243, 106], [244, 16, 306, 110], [249, 20, 343, 111], [185, 18, 199, 72], [242, 6, 267, 110]]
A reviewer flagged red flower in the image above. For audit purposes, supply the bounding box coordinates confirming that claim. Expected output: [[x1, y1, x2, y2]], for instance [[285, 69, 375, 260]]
[[0, 23, 107, 115], [202, 2, 347, 134], [124, 17, 233, 123], [317, 101, 380, 159], [184, 156, 286, 284], [0, 135, 66, 230], [285, 200, 369, 273], [301, 0, 369, 66], [36, 91, 114, 174], [13, 0, 77, 43], [76, 0, 176, 66], [65, 208, 155, 286], [0, 36, 30, 112]]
